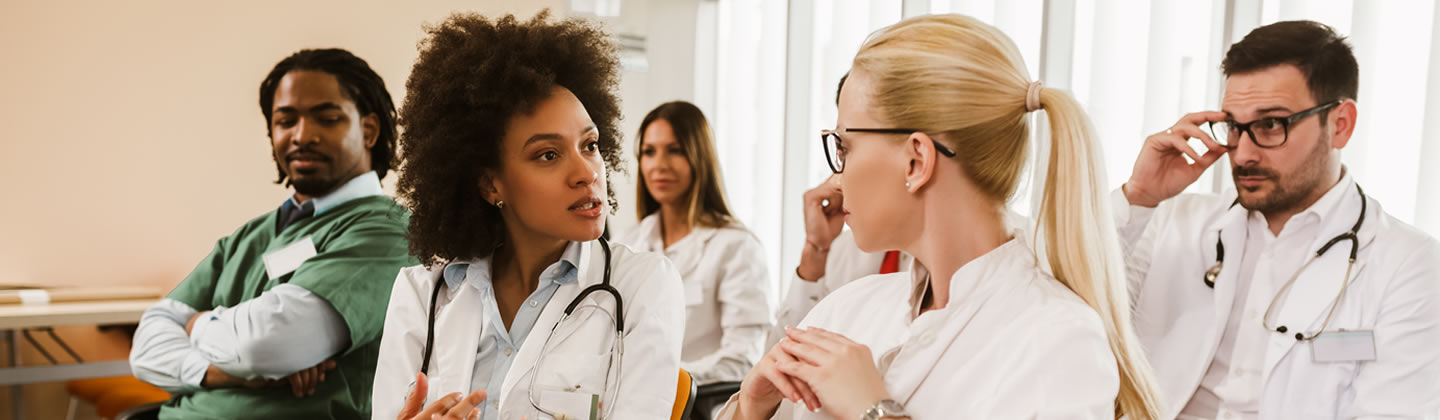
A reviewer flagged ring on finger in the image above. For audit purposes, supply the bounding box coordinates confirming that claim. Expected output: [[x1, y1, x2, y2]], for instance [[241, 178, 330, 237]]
[[1165, 128, 1173, 134]]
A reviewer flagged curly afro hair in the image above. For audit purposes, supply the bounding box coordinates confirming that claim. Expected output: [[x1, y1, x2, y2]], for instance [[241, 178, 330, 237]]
[[397, 10, 624, 267]]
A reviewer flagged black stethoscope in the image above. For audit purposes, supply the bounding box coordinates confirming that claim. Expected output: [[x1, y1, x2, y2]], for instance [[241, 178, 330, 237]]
[[418, 237, 625, 374], [1202, 185, 1366, 341]]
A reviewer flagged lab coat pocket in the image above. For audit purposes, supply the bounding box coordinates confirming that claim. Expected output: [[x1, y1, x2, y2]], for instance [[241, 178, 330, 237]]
[[532, 352, 612, 399], [1300, 360, 1356, 418]]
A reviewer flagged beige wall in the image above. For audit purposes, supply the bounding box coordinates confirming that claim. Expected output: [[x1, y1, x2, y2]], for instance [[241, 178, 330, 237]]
[[0, 1, 591, 418], [610, 0, 703, 234], [0, 0, 560, 291]]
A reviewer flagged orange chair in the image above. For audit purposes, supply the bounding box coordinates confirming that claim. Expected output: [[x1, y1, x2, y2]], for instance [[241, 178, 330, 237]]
[[672, 368, 697, 420], [65, 376, 169, 420]]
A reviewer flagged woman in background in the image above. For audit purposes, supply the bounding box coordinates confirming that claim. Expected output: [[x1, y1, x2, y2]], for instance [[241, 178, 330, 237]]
[[617, 101, 773, 386]]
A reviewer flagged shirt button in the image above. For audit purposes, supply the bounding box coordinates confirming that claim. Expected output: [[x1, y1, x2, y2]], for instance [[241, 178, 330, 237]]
[[1233, 368, 1245, 376], [504, 348, 512, 356], [529, 300, 538, 307]]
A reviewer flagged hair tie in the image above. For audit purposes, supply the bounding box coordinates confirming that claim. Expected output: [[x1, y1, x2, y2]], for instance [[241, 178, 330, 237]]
[[1025, 81, 1044, 112]]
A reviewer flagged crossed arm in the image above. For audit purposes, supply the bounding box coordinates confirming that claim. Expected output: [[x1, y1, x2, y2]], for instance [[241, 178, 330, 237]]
[[129, 284, 348, 396]]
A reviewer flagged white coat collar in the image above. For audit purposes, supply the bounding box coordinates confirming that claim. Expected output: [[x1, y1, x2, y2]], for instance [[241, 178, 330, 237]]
[[633, 213, 724, 273], [888, 235, 1034, 404]]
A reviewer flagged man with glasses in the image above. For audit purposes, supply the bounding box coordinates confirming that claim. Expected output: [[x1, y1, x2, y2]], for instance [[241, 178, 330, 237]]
[[1117, 20, 1440, 418]]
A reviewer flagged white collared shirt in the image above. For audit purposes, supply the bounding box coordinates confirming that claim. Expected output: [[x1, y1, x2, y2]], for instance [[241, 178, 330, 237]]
[[1181, 175, 1354, 420]]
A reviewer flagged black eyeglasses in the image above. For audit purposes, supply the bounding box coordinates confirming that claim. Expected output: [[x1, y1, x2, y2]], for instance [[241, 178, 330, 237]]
[[820, 128, 957, 174], [1206, 101, 1342, 149]]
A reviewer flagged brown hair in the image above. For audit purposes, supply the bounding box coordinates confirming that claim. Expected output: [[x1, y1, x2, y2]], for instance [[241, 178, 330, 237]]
[[1223, 20, 1358, 111], [634, 101, 734, 228]]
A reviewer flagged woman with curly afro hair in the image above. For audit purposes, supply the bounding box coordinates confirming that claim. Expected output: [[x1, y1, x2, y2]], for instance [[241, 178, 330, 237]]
[[371, 11, 686, 420]]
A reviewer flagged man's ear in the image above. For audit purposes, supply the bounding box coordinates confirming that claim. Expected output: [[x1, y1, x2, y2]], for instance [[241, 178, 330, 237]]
[[361, 113, 380, 149], [904, 132, 938, 192], [1329, 100, 1357, 150]]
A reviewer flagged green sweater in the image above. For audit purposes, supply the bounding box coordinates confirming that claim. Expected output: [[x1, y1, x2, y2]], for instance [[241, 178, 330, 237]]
[[162, 195, 414, 419]]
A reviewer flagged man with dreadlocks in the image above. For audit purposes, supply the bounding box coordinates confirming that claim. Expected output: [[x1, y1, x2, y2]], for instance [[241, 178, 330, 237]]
[[129, 48, 415, 419]]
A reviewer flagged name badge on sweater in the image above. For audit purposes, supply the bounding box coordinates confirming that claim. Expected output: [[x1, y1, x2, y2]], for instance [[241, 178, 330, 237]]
[[1311, 330, 1377, 363], [263, 236, 317, 280]]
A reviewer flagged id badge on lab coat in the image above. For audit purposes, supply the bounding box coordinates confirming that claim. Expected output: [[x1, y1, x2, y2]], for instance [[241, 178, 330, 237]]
[[537, 389, 598, 420], [684, 281, 704, 306], [263, 236, 316, 279], [1311, 330, 1377, 363]]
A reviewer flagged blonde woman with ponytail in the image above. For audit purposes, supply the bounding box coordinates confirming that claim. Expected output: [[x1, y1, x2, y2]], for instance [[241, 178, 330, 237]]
[[719, 14, 1161, 420]]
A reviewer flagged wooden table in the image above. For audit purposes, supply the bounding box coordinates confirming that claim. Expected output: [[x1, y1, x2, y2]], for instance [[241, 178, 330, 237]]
[[1, 295, 159, 419], [0, 299, 156, 331]]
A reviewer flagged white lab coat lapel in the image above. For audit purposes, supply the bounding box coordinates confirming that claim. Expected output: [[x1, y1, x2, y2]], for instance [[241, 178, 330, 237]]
[[883, 253, 1014, 405], [1207, 205, 1250, 355], [498, 240, 597, 406], [1261, 191, 1375, 378], [629, 214, 715, 275], [429, 269, 484, 403], [1159, 203, 1247, 412], [666, 227, 718, 275]]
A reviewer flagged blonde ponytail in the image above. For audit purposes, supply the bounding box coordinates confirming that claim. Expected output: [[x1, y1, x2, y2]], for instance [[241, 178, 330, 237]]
[[854, 14, 1162, 419], [1036, 88, 1163, 420]]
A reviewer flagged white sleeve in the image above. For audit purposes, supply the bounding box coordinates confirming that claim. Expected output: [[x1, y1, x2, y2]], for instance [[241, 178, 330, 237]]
[[688, 237, 774, 383], [768, 271, 826, 350], [1110, 188, 1159, 306], [683, 325, 767, 384], [371, 269, 431, 420], [770, 231, 872, 350], [187, 284, 350, 380], [129, 299, 212, 394]]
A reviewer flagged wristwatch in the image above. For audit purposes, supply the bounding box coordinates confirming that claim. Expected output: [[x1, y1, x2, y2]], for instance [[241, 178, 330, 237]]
[[861, 399, 909, 420]]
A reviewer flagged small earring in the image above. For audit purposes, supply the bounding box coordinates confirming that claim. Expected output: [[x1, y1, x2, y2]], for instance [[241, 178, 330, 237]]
[[905, 181, 911, 188], [495, 200, 506, 209]]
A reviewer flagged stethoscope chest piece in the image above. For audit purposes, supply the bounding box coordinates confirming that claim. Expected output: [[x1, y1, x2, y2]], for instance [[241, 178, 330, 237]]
[[1204, 263, 1222, 289]]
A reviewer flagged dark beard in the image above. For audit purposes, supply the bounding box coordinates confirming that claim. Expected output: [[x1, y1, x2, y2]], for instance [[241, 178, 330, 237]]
[[1233, 132, 1333, 215], [290, 175, 342, 198]]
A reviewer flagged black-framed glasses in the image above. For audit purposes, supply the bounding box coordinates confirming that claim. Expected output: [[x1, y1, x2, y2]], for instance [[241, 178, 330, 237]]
[[820, 128, 957, 174], [1205, 101, 1342, 149]]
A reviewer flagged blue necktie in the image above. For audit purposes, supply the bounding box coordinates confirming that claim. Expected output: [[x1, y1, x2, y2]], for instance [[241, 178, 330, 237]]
[[277, 201, 315, 234]]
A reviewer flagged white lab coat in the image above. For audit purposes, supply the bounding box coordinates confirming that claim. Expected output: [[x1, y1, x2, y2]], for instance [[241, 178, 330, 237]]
[[768, 230, 896, 350], [617, 214, 774, 384], [720, 235, 1119, 419], [768, 211, 1031, 350], [1115, 177, 1440, 419], [370, 240, 686, 420]]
